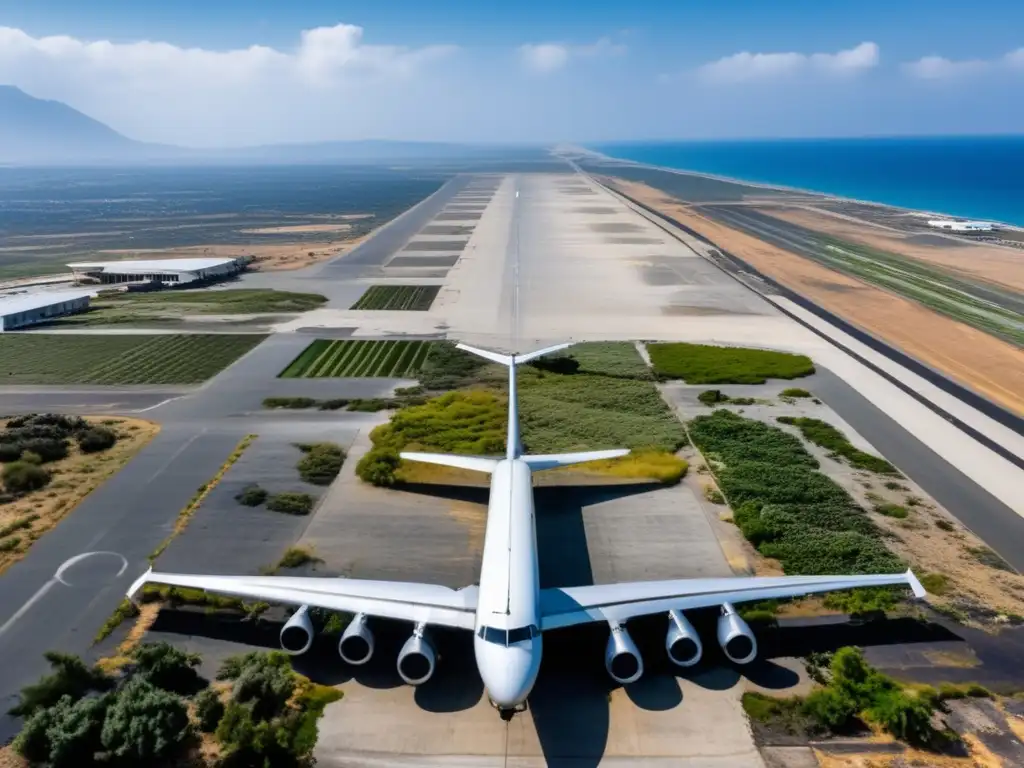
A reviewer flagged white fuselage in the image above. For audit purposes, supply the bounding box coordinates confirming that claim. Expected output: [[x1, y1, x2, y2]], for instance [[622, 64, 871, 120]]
[[472, 458, 543, 709]]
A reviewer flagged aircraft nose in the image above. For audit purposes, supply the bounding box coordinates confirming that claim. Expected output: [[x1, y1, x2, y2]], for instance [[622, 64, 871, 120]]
[[476, 638, 540, 709]]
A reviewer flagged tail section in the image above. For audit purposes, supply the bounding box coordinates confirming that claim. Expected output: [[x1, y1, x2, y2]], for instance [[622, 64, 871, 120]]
[[399, 341, 631, 471]]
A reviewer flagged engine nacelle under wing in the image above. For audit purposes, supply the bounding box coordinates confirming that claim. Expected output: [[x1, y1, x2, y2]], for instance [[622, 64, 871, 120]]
[[717, 603, 757, 665], [665, 609, 702, 667], [338, 613, 375, 665], [605, 622, 643, 684], [397, 624, 436, 685], [280, 605, 314, 656]]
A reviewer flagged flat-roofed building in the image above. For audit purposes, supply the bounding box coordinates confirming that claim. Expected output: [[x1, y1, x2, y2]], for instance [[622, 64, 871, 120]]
[[68, 257, 248, 286], [926, 219, 995, 232], [0, 290, 92, 331]]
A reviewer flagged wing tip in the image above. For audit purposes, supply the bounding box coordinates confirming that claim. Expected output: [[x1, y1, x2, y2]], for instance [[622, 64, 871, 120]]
[[127, 566, 153, 606], [906, 568, 927, 599]]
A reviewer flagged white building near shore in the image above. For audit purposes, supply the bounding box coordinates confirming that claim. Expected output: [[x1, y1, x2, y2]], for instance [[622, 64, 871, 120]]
[[926, 219, 995, 232], [68, 257, 248, 286], [0, 290, 92, 331]]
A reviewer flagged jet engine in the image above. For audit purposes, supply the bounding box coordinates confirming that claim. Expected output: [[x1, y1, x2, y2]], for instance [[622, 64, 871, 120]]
[[338, 613, 374, 665], [397, 624, 436, 685], [604, 622, 643, 684], [665, 610, 702, 667], [280, 605, 314, 655], [717, 603, 757, 664]]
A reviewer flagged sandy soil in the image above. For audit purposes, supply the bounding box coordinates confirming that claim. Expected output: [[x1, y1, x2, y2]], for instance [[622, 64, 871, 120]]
[[761, 205, 1024, 293], [97, 234, 368, 272], [611, 179, 1024, 416], [0, 417, 160, 575], [239, 223, 354, 235]]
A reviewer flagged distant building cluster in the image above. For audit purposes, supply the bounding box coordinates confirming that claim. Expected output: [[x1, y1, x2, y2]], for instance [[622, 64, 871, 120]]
[[926, 219, 996, 232], [68, 256, 249, 285]]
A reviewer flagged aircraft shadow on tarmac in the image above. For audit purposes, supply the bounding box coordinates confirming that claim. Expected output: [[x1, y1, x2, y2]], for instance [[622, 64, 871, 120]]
[[145, 477, 964, 768]]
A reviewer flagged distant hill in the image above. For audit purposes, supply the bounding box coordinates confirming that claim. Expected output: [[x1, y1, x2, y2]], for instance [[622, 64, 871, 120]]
[[0, 85, 147, 162]]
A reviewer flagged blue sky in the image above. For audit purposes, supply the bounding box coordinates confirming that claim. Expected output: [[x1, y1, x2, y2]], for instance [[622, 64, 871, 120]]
[[0, 0, 1021, 145]]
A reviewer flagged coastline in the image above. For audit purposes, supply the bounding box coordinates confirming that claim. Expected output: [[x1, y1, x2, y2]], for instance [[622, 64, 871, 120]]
[[571, 145, 1019, 230]]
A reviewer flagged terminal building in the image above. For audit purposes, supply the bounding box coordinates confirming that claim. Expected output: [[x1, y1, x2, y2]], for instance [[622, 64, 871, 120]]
[[68, 257, 248, 286], [0, 290, 92, 332], [926, 219, 996, 233]]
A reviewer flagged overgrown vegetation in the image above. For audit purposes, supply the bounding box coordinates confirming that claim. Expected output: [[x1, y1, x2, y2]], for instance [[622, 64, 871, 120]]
[[277, 546, 322, 569], [697, 389, 756, 406], [780, 387, 813, 398], [280, 339, 433, 378], [776, 416, 900, 475], [296, 442, 345, 485], [267, 492, 315, 516], [647, 342, 815, 384], [0, 334, 266, 385], [263, 397, 318, 409], [744, 647, 963, 751], [689, 410, 905, 611], [350, 284, 440, 311], [11, 645, 340, 767], [235, 484, 269, 507]]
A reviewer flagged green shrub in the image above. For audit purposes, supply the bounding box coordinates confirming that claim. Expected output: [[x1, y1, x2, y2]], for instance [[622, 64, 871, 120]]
[[20, 450, 42, 465], [100, 678, 192, 762], [266, 492, 314, 515], [17, 438, 67, 463], [698, 389, 727, 405], [228, 652, 296, 721], [194, 687, 225, 733], [2, 460, 51, 493], [865, 690, 937, 746], [356, 447, 402, 486], [704, 486, 725, 504], [14, 693, 111, 768], [873, 503, 909, 519], [0, 536, 20, 552], [263, 397, 317, 409], [129, 642, 201, 694], [394, 385, 425, 396], [318, 398, 349, 410], [884, 481, 908, 491], [297, 443, 345, 485], [76, 427, 118, 453], [802, 686, 859, 730], [235, 484, 268, 507], [0, 442, 23, 462], [9, 651, 111, 717], [969, 546, 1014, 572], [780, 388, 812, 398], [346, 398, 396, 412], [418, 341, 489, 390], [776, 416, 899, 475], [935, 519, 955, 532], [647, 342, 815, 384], [920, 573, 951, 595], [529, 355, 580, 375], [277, 547, 321, 570]]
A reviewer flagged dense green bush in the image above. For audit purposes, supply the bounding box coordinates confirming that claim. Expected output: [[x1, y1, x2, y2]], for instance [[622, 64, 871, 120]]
[[266, 492, 315, 515], [276, 547, 321, 569], [16, 438, 68, 463], [418, 341, 489, 390], [236, 484, 269, 507], [781, 387, 812, 398], [356, 447, 402, 486], [9, 651, 111, 717], [0, 442, 22, 462], [568, 342, 653, 380], [528, 355, 580, 375], [194, 687, 225, 733], [100, 678, 192, 763], [317, 398, 350, 410], [297, 442, 345, 485], [263, 397, 317, 409], [698, 389, 727, 405], [3, 460, 51, 493], [347, 397, 398, 412], [873, 502, 909, 519], [647, 342, 815, 384], [14, 693, 111, 767], [129, 642, 202, 694], [776, 416, 899, 475], [232, 654, 297, 721], [76, 427, 118, 453]]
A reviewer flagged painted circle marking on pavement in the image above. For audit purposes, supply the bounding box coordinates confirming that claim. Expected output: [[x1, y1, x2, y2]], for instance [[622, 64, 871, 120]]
[[54, 551, 128, 587]]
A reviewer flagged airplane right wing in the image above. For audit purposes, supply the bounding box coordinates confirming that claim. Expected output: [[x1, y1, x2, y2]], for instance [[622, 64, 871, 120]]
[[539, 570, 925, 631], [128, 569, 479, 630]]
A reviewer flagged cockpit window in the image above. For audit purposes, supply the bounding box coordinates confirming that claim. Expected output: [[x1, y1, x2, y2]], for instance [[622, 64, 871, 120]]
[[478, 624, 540, 646]]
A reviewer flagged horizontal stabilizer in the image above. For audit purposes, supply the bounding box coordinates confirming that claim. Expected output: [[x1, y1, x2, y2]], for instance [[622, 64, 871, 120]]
[[399, 452, 499, 474], [524, 448, 631, 471], [455, 341, 574, 366]]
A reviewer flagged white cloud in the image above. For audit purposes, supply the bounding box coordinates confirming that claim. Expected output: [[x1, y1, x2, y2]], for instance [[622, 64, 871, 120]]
[[518, 36, 625, 74], [696, 42, 879, 84], [904, 48, 1024, 80]]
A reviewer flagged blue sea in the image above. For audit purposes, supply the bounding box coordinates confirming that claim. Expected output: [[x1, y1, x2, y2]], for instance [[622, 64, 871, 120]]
[[590, 136, 1024, 227]]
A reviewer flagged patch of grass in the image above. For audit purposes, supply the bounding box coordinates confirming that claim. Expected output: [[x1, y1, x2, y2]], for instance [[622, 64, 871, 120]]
[[704, 485, 725, 504], [263, 397, 317, 409], [780, 387, 812, 398], [318, 398, 349, 410], [279, 339, 433, 378], [873, 503, 909, 519], [350, 285, 440, 311], [266, 492, 315, 515], [968, 546, 1015, 572], [884, 481, 909, 491], [568, 342, 653, 380], [0, 334, 265, 385], [570, 450, 688, 484], [417, 341, 492, 390], [697, 389, 756, 406], [235, 484, 268, 507], [648, 342, 814, 384], [921, 573, 952, 595], [689, 410, 903, 583], [776, 416, 899, 475], [94, 599, 140, 644], [277, 546, 322, 570], [0, 512, 39, 537], [296, 442, 345, 485], [935, 519, 956, 532]]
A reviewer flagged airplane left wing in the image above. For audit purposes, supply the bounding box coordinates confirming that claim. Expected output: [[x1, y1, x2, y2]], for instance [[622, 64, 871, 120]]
[[128, 569, 479, 630], [539, 570, 925, 631]]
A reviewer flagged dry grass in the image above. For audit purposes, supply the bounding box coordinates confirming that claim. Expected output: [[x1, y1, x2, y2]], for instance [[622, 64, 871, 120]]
[[95, 602, 162, 674], [0, 746, 28, 768], [610, 179, 1024, 416], [0, 417, 160, 575]]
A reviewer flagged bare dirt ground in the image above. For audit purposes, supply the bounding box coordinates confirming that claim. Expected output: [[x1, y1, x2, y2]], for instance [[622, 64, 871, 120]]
[[239, 224, 354, 235], [611, 179, 1024, 416], [97, 234, 368, 272], [0, 417, 160, 575], [760, 205, 1024, 293]]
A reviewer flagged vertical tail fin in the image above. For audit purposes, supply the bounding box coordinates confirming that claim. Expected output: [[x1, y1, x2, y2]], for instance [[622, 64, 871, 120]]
[[455, 342, 573, 459]]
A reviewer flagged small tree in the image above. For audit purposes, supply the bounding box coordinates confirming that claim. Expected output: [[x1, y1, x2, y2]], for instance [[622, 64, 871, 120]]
[[76, 427, 118, 454], [0, 442, 22, 462], [194, 687, 225, 733], [356, 448, 400, 487], [100, 678, 192, 763], [130, 642, 202, 694], [3, 461, 51, 494], [18, 437, 68, 463], [235, 484, 269, 507], [14, 693, 111, 767], [9, 651, 111, 717], [232, 656, 296, 721]]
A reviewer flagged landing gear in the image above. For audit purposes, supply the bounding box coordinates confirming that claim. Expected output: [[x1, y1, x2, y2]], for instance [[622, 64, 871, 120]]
[[491, 699, 528, 721]]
